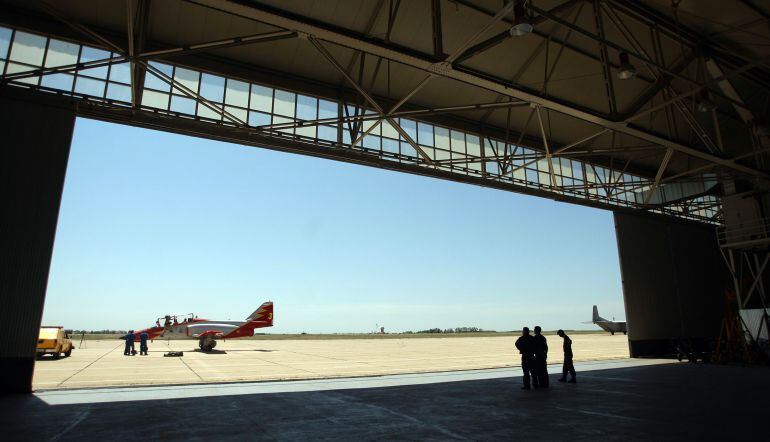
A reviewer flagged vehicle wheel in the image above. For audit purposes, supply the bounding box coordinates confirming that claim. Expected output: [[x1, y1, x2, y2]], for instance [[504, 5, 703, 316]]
[[65, 348, 72, 357], [52, 353, 60, 360], [610, 331, 614, 335]]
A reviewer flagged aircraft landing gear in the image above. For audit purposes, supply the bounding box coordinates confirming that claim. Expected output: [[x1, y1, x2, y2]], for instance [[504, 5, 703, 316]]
[[198, 337, 217, 352]]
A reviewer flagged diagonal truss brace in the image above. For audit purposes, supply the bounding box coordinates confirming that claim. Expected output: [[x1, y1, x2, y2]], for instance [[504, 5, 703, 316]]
[[308, 36, 432, 164]]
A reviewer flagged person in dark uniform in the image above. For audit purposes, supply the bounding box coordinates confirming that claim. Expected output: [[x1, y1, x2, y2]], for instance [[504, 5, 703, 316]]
[[533, 326, 549, 388], [123, 330, 135, 356], [515, 327, 535, 390], [139, 331, 149, 356], [557, 329, 576, 383]]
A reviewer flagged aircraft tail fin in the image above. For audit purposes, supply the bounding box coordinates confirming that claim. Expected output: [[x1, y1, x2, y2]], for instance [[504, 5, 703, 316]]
[[593, 305, 601, 322], [247, 301, 274, 324]]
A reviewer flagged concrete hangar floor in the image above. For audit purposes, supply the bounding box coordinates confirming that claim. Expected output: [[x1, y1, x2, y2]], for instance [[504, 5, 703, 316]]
[[2, 359, 768, 441], [0, 335, 770, 441]]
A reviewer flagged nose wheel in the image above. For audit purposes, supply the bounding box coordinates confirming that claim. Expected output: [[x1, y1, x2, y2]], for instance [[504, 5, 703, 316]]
[[198, 337, 217, 352]]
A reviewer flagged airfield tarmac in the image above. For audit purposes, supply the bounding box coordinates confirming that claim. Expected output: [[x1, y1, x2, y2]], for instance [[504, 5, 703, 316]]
[[33, 333, 629, 390]]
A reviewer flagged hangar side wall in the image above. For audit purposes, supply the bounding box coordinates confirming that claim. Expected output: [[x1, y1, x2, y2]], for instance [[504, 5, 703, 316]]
[[0, 96, 74, 394], [614, 212, 728, 357]]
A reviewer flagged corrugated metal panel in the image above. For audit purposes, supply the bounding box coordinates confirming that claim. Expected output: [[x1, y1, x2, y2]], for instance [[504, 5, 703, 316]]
[[614, 211, 729, 356], [740, 309, 770, 342], [0, 97, 74, 361]]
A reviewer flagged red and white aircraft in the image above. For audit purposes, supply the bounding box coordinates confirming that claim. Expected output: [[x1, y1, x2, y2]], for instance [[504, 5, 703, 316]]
[[133, 302, 273, 351]]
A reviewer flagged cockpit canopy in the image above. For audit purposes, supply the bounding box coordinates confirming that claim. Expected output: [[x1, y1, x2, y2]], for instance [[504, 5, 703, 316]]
[[155, 313, 196, 326]]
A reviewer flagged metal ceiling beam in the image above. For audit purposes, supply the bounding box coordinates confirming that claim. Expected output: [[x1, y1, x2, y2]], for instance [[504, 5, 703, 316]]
[[140, 30, 297, 58], [628, 54, 770, 124], [592, 0, 617, 115], [41, 1, 249, 127], [0, 29, 297, 85], [349, 1, 516, 153], [619, 49, 697, 120], [599, 4, 722, 154], [192, 0, 770, 180], [740, 0, 770, 21], [342, 0, 385, 79], [450, 0, 656, 83], [126, 0, 136, 106], [431, 0, 443, 58], [129, 0, 149, 109], [644, 147, 674, 204], [309, 36, 432, 163], [610, 0, 770, 89], [478, 2, 585, 130], [454, 30, 508, 65], [453, 0, 583, 64], [10, 82, 707, 222], [257, 99, 529, 131], [528, 3, 749, 113]]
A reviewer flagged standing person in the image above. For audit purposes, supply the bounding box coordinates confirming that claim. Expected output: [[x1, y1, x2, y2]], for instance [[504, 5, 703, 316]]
[[557, 329, 576, 383], [123, 330, 135, 356], [139, 330, 149, 356], [515, 327, 536, 390], [533, 326, 549, 388]]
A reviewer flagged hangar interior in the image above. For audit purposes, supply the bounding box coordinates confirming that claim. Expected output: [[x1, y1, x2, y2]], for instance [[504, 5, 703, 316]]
[[2, 0, 770, 396]]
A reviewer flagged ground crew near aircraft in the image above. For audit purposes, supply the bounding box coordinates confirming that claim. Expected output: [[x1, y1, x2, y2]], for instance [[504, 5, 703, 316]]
[[557, 329, 576, 383], [515, 327, 536, 390], [123, 330, 135, 356], [139, 331, 149, 356], [533, 326, 549, 387]]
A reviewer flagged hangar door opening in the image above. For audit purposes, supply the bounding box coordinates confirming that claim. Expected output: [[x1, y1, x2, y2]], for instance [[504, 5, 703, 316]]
[[32, 118, 628, 390]]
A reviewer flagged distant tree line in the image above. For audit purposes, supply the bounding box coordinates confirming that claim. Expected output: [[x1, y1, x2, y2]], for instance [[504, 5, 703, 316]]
[[403, 327, 487, 334], [72, 330, 127, 334]]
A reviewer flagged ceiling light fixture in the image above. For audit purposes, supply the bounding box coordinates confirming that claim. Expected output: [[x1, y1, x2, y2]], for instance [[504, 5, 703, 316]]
[[697, 90, 716, 113], [510, 2, 533, 37], [617, 52, 637, 80]]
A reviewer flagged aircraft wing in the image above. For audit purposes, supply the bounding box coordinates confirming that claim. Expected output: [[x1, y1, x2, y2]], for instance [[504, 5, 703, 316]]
[[191, 330, 225, 338], [187, 323, 238, 338]]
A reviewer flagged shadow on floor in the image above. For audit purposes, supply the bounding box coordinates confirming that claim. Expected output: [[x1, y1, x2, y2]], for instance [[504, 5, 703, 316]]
[[190, 349, 276, 354], [3, 363, 768, 441]]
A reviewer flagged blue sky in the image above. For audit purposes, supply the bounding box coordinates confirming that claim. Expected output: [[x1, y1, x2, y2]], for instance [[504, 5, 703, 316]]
[[43, 118, 625, 333]]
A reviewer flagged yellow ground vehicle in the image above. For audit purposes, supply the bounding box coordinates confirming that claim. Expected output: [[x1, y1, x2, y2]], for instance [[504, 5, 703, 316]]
[[36, 326, 73, 359]]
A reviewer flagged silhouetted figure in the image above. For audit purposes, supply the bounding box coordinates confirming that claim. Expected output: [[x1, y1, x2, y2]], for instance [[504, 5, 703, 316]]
[[557, 329, 576, 383], [515, 327, 536, 390], [123, 330, 135, 356], [533, 326, 549, 388], [139, 331, 149, 356]]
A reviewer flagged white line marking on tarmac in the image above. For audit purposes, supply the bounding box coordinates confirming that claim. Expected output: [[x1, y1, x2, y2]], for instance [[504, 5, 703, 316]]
[[555, 407, 646, 422], [49, 408, 90, 441]]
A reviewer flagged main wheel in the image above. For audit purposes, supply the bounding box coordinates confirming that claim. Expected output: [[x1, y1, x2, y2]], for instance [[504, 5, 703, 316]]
[[65, 348, 72, 357]]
